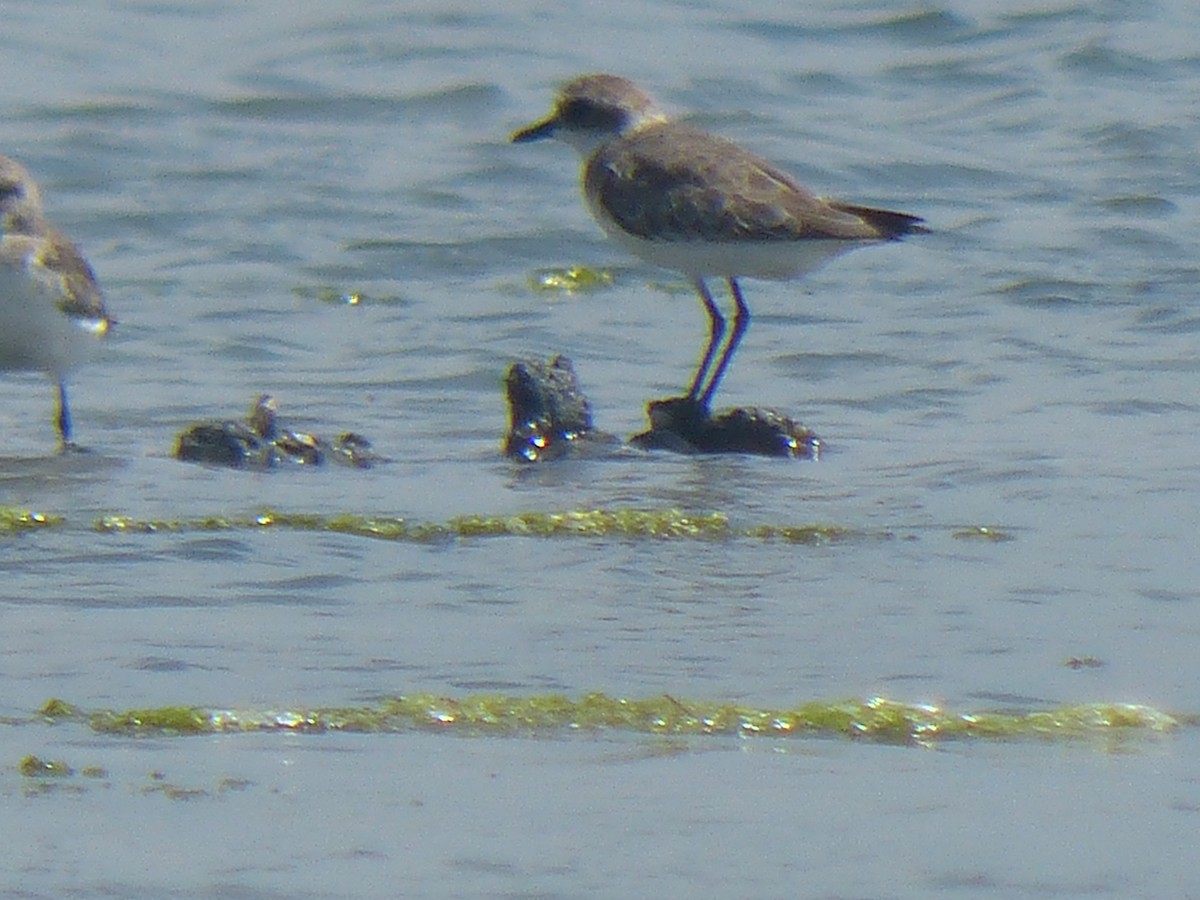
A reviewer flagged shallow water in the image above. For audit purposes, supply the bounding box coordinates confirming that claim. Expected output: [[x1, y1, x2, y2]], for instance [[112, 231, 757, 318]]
[[3, 0, 1200, 897]]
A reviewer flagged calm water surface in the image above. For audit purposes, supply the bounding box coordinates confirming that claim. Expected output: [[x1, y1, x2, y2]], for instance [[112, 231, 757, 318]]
[[3, 0, 1200, 897]]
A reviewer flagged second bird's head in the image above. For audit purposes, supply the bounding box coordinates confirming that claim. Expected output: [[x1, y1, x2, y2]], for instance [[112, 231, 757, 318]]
[[511, 74, 667, 157]]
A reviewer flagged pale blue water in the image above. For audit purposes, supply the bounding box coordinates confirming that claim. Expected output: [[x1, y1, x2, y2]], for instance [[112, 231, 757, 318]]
[[3, 0, 1200, 897]]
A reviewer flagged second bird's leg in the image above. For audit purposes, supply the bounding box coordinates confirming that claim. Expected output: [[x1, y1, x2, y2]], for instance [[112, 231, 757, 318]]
[[698, 278, 750, 409], [686, 278, 725, 406]]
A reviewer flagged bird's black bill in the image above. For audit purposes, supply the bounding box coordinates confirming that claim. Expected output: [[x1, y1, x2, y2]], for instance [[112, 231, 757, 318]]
[[510, 118, 557, 143]]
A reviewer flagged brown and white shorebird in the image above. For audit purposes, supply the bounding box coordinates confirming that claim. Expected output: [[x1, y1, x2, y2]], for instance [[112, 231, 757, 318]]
[[0, 155, 112, 447], [512, 74, 927, 411]]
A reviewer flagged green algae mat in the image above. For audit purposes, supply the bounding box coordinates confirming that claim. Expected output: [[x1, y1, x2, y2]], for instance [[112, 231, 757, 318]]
[[11, 696, 1183, 800], [0, 503, 1009, 544], [16, 695, 1182, 746]]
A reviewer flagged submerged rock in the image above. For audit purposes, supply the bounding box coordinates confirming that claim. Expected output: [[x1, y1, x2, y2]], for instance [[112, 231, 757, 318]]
[[503, 356, 619, 461], [175, 394, 379, 469], [630, 396, 820, 459]]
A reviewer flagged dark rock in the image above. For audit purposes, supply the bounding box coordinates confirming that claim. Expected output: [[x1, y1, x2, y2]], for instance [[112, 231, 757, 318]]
[[503, 356, 618, 461], [174, 394, 380, 469], [629, 396, 820, 459], [174, 420, 265, 469], [330, 432, 376, 468]]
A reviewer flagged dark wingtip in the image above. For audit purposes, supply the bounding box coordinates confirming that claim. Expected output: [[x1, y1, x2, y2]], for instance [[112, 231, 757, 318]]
[[830, 202, 930, 239]]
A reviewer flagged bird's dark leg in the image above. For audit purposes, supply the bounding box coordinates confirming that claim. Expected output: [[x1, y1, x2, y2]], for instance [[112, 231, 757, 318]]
[[55, 380, 73, 449], [698, 278, 750, 410], [686, 278, 725, 406]]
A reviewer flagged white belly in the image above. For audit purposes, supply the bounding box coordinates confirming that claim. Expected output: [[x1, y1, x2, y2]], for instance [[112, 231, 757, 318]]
[[0, 265, 105, 376], [594, 215, 872, 281]]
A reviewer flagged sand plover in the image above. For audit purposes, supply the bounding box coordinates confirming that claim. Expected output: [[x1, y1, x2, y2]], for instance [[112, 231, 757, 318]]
[[0, 155, 112, 447], [512, 74, 927, 411]]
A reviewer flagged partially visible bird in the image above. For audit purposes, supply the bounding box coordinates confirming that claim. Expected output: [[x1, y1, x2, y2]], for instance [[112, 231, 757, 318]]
[[0, 155, 112, 447]]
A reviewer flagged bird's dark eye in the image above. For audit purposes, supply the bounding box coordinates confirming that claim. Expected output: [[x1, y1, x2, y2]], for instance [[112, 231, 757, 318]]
[[0, 182, 21, 202], [559, 98, 625, 131]]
